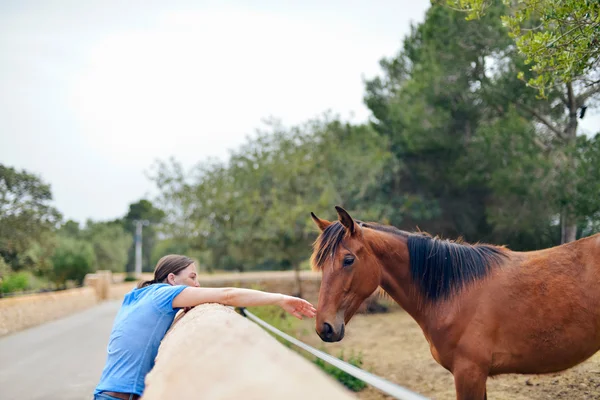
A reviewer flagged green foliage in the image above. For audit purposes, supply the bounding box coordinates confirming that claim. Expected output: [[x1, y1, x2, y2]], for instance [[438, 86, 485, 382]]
[[151, 115, 391, 273], [463, 108, 558, 239], [313, 351, 368, 392], [151, 3, 599, 258], [82, 221, 132, 272], [59, 220, 81, 237], [57, 219, 132, 273], [364, 2, 599, 246], [51, 237, 96, 286], [574, 133, 600, 218], [0, 271, 52, 295], [365, 3, 520, 241], [441, 0, 600, 94], [0, 164, 61, 271], [0, 271, 29, 294]]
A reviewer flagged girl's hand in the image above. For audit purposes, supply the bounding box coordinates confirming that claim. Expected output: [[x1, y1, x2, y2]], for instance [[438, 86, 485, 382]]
[[279, 295, 317, 320]]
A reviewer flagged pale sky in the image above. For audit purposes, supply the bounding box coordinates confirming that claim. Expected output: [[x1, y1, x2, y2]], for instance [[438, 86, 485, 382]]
[[1, 1, 598, 223]]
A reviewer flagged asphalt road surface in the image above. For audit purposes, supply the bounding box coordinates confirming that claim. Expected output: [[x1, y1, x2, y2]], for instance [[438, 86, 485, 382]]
[[0, 300, 121, 400]]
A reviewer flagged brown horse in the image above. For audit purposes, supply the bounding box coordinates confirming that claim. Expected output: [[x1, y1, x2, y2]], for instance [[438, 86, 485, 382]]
[[310, 206, 600, 400]]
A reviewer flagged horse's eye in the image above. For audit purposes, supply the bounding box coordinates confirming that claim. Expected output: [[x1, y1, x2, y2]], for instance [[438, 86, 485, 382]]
[[343, 256, 355, 267]]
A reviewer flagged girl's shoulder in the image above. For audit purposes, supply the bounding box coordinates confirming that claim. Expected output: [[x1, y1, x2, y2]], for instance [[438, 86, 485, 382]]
[[123, 283, 170, 304]]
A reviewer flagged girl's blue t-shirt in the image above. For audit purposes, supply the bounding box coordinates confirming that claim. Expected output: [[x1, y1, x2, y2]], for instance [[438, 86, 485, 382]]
[[94, 283, 187, 396]]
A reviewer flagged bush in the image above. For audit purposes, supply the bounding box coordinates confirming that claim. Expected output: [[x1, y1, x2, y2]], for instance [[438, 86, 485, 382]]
[[314, 350, 368, 392], [51, 237, 96, 286], [0, 271, 30, 294], [124, 274, 138, 282]]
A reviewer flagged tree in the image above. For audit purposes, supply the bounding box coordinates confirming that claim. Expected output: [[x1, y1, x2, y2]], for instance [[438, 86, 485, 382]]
[[441, 0, 600, 94], [365, 4, 521, 241], [0, 164, 61, 270], [59, 220, 81, 237], [151, 115, 391, 293], [573, 133, 600, 226], [250, 117, 391, 294], [51, 237, 95, 286], [363, 3, 588, 248], [438, 0, 600, 242], [82, 221, 132, 272], [57, 219, 132, 273]]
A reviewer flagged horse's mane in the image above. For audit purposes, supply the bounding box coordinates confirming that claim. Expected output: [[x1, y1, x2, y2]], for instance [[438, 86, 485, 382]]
[[311, 221, 508, 302], [406, 232, 507, 301]]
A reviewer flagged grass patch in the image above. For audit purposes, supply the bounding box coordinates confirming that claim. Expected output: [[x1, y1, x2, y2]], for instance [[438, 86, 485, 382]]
[[0, 271, 54, 295], [314, 350, 368, 392]]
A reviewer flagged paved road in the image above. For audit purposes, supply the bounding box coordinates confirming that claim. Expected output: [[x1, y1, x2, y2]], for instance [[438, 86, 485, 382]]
[[0, 300, 121, 400]]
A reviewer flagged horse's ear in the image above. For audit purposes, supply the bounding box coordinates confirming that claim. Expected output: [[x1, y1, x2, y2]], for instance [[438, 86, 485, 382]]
[[335, 206, 356, 235], [311, 212, 331, 232]]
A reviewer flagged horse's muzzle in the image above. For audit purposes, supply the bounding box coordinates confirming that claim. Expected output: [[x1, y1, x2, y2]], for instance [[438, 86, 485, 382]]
[[317, 322, 345, 342]]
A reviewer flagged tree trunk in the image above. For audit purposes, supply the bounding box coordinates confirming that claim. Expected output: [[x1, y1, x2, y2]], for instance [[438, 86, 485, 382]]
[[561, 83, 579, 243], [561, 209, 578, 243]]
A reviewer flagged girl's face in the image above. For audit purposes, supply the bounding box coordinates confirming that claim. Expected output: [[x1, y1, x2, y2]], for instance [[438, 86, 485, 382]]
[[167, 263, 200, 287]]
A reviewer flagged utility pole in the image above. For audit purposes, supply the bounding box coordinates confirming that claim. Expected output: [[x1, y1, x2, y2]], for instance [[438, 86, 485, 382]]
[[133, 220, 150, 277]]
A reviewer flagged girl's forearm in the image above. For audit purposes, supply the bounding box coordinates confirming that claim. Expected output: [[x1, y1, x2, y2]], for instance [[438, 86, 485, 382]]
[[222, 287, 285, 307]]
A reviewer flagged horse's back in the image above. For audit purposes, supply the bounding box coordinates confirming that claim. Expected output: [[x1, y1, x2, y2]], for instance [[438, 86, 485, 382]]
[[479, 235, 600, 374]]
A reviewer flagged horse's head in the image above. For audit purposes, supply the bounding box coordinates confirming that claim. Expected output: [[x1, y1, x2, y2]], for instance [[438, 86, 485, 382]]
[[310, 206, 382, 342]]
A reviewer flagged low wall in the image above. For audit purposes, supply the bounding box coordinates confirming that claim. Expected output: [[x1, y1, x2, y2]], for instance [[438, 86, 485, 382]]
[[0, 287, 98, 336], [0, 270, 392, 337], [0, 271, 137, 337], [142, 303, 355, 400]]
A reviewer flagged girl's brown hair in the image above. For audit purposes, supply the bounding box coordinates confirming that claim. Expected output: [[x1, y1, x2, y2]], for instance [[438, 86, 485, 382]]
[[137, 254, 195, 288]]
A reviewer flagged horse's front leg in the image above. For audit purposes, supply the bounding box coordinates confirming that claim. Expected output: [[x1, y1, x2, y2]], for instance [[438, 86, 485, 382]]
[[452, 360, 488, 400]]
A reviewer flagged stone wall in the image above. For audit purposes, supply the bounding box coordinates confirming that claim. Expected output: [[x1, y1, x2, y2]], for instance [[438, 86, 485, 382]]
[[0, 287, 98, 336], [0, 270, 392, 337], [0, 270, 137, 337]]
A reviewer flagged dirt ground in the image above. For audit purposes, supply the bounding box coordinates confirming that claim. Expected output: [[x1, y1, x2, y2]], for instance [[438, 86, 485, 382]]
[[292, 305, 600, 400]]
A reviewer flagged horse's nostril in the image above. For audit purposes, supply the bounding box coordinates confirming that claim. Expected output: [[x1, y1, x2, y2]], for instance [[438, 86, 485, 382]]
[[323, 322, 333, 338]]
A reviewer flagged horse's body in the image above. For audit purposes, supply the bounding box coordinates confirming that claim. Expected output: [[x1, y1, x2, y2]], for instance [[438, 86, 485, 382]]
[[311, 207, 600, 400]]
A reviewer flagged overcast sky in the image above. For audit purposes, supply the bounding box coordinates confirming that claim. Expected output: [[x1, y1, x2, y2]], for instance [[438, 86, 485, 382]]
[[1, 1, 598, 223]]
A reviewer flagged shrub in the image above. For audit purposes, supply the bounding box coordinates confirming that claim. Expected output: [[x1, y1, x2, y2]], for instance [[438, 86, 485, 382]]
[[51, 237, 96, 286], [0, 271, 30, 294], [314, 350, 368, 392]]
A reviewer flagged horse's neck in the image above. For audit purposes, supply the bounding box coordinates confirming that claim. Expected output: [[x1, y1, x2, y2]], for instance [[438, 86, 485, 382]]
[[364, 229, 429, 323]]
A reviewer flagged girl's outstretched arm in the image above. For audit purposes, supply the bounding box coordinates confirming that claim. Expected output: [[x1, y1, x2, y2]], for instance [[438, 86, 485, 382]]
[[172, 287, 316, 319]]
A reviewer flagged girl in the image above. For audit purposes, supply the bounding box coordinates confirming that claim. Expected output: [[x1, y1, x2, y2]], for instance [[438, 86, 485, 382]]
[[94, 254, 316, 400]]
